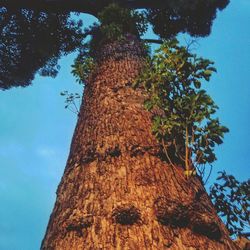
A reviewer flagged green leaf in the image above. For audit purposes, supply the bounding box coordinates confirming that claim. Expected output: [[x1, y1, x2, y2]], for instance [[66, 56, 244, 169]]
[[194, 80, 201, 88]]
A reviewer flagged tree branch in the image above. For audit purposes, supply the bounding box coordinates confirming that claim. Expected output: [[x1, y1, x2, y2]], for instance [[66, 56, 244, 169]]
[[143, 39, 163, 44], [0, 0, 99, 16], [0, 0, 172, 16]]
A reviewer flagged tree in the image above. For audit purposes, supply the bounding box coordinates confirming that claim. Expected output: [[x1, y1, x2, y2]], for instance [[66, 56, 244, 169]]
[[0, 1, 241, 249]]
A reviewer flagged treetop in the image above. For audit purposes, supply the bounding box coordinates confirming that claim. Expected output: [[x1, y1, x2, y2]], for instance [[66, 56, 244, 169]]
[[0, 0, 229, 90]]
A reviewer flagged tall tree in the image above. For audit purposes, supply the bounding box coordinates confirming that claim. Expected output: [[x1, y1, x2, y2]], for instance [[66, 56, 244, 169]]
[[0, 1, 240, 249]]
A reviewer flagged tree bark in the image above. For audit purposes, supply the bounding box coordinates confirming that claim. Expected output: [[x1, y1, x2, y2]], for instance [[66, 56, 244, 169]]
[[41, 36, 239, 250]]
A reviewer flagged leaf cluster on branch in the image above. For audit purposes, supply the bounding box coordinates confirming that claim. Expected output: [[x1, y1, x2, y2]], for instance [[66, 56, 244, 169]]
[[82, 4, 148, 59], [60, 90, 81, 115], [136, 39, 229, 178], [71, 52, 95, 85], [210, 171, 250, 238], [0, 8, 83, 89]]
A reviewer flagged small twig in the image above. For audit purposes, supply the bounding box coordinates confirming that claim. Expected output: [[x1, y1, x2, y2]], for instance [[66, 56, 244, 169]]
[[184, 38, 200, 52], [67, 106, 79, 115], [162, 139, 175, 168], [204, 164, 213, 185], [173, 139, 185, 162], [178, 153, 186, 162], [195, 150, 203, 166], [161, 139, 188, 193], [72, 100, 79, 114], [185, 126, 190, 174]]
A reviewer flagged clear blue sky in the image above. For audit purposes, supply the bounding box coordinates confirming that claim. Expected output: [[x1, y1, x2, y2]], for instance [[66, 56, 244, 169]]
[[0, 1, 249, 249]]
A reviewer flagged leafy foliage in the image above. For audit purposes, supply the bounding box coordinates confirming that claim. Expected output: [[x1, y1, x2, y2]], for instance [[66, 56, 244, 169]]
[[136, 38, 248, 238], [136, 39, 229, 177], [87, 4, 148, 56], [0, 7, 83, 90], [210, 171, 250, 237], [71, 52, 95, 85], [0, 1, 229, 89], [147, 0, 229, 38], [98, 3, 148, 39], [70, 4, 147, 83]]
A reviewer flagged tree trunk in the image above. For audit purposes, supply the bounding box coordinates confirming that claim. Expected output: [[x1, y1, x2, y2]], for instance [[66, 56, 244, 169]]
[[41, 36, 239, 250]]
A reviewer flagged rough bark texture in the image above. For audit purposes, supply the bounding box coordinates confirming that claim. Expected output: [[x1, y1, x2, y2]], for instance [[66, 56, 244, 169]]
[[41, 36, 239, 250], [235, 237, 250, 250]]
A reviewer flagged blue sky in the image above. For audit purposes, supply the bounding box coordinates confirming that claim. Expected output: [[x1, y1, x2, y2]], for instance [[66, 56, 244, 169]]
[[0, 1, 249, 249]]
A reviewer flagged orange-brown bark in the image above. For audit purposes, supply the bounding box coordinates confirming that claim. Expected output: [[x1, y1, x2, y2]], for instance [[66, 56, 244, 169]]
[[41, 36, 239, 250]]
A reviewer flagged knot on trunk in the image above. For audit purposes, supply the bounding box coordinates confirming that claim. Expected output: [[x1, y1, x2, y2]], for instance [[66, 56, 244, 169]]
[[154, 197, 222, 241], [112, 205, 141, 225], [81, 147, 97, 164], [190, 203, 222, 241], [105, 145, 121, 158], [129, 144, 160, 157], [191, 216, 222, 241], [82, 145, 121, 165], [154, 197, 189, 227], [66, 215, 93, 237]]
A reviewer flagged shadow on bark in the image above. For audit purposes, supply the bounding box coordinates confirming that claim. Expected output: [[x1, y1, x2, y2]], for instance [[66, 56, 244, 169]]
[[112, 205, 141, 225], [154, 196, 222, 241]]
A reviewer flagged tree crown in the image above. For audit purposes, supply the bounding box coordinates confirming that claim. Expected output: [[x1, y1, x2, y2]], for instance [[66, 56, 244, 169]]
[[0, 0, 229, 89]]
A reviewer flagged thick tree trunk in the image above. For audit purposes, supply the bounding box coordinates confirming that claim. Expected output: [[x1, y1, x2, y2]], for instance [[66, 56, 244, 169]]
[[41, 36, 239, 250]]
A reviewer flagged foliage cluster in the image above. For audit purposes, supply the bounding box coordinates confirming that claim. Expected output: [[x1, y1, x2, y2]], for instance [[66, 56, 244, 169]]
[[0, 1, 229, 90], [70, 4, 147, 85], [135, 39, 249, 238], [0, 8, 83, 90], [210, 171, 250, 237], [70, 4, 144, 86], [136, 39, 229, 177], [86, 4, 147, 57], [98, 4, 147, 41], [71, 54, 95, 85], [147, 0, 229, 38]]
